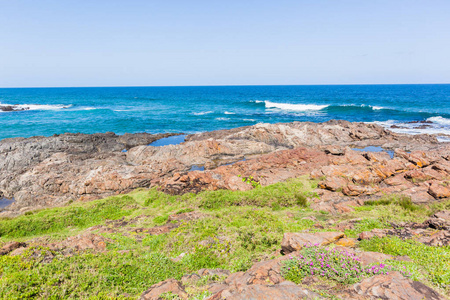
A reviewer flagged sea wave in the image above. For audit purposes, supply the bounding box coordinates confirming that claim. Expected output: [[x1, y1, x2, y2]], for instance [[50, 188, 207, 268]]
[[224, 111, 236, 115], [192, 111, 213, 115], [427, 116, 450, 125], [0, 103, 72, 112], [265, 101, 329, 111], [215, 117, 230, 121], [373, 118, 450, 143]]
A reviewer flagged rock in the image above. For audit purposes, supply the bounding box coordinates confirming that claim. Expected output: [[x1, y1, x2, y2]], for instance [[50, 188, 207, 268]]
[[359, 229, 388, 240], [417, 231, 450, 247], [428, 182, 450, 199], [350, 271, 445, 300], [358, 251, 393, 266], [140, 279, 188, 300], [225, 257, 289, 286], [51, 233, 111, 253], [0, 241, 27, 255], [334, 237, 357, 248], [281, 232, 345, 254], [1, 121, 448, 214], [424, 210, 450, 230], [207, 281, 321, 300]]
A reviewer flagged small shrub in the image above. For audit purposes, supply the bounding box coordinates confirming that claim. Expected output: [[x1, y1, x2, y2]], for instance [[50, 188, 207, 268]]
[[282, 245, 409, 285], [364, 195, 419, 212]]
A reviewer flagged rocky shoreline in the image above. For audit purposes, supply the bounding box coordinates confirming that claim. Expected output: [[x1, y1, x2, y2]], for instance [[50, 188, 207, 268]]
[[0, 120, 449, 299], [0, 120, 447, 217]]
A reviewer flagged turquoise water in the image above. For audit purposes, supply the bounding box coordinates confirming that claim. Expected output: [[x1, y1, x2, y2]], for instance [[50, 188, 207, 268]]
[[1, 85, 449, 141]]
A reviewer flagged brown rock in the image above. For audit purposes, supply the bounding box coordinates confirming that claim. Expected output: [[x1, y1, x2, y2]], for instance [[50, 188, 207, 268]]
[[359, 229, 388, 240], [428, 182, 450, 199], [140, 279, 188, 300], [0, 241, 27, 255], [281, 232, 345, 254], [358, 251, 393, 266], [334, 237, 357, 248], [207, 281, 321, 300], [351, 271, 445, 300]]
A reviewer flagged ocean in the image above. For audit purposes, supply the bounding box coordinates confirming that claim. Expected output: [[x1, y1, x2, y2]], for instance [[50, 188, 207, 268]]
[[1, 84, 449, 141]]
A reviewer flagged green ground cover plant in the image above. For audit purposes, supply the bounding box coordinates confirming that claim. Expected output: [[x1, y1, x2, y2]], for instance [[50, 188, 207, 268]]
[[0, 177, 448, 299]]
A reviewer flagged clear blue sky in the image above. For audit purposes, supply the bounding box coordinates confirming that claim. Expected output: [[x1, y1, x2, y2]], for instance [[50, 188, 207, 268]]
[[1, 0, 449, 87]]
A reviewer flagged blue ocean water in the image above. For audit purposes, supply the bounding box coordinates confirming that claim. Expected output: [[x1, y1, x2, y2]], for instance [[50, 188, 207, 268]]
[[0, 85, 449, 141]]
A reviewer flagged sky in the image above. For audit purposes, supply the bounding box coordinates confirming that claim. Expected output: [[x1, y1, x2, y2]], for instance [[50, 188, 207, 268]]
[[0, 0, 449, 87]]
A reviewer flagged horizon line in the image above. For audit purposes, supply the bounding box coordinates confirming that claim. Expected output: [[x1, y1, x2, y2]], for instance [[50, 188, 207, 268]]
[[1, 83, 450, 89]]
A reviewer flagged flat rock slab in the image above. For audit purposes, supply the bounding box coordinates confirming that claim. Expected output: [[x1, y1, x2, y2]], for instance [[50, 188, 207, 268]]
[[350, 271, 445, 300], [140, 278, 188, 300], [281, 232, 345, 254], [207, 281, 321, 300]]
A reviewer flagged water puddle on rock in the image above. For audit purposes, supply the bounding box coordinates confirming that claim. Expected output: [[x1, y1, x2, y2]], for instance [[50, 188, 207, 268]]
[[148, 135, 187, 147], [0, 197, 14, 209], [351, 146, 395, 159], [189, 165, 205, 172]]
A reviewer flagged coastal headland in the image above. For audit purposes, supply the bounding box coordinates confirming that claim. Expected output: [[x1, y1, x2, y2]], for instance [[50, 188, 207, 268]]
[[0, 120, 449, 299]]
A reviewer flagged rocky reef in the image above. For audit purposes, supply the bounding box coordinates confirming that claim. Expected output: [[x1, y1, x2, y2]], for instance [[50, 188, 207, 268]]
[[0, 120, 447, 217]]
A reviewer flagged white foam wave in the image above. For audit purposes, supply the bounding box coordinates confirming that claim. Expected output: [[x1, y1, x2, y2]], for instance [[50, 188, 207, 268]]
[[372, 106, 385, 110], [192, 111, 213, 116], [215, 117, 230, 121], [427, 116, 450, 125], [243, 119, 256, 122], [373, 119, 450, 143], [250, 100, 264, 103], [265, 101, 329, 111], [0, 103, 72, 111], [224, 111, 235, 115]]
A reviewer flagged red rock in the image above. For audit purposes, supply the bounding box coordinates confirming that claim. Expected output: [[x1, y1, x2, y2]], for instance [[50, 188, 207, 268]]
[[428, 182, 450, 198], [281, 232, 345, 254], [358, 251, 393, 266], [342, 184, 378, 196], [319, 176, 348, 191], [359, 229, 388, 240], [207, 281, 320, 300], [351, 271, 445, 300], [140, 279, 188, 300], [0, 241, 27, 255]]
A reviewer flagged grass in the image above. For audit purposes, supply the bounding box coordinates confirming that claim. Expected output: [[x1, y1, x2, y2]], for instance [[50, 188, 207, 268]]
[[0, 177, 449, 299], [0, 196, 138, 239], [359, 237, 450, 291]]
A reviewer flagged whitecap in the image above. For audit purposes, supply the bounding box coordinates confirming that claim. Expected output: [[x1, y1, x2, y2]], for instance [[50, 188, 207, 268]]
[[0, 103, 72, 112], [192, 111, 213, 116], [224, 111, 236, 115], [427, 116, 450, 125], [215, 117, 230, 121], [265, 101, 329, 111]]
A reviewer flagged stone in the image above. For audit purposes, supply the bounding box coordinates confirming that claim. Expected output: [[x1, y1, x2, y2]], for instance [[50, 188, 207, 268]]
[[428, 182, 450, 199], [140, 279, 188, 300], [206, 281, 321, 300], [281, 232, 345, 254], [358, 251, 393, 266], [0, 241, 27, 255], [359, 229, 388, 240], [334, 237, 357, 248], [350, 271, 445, 300]]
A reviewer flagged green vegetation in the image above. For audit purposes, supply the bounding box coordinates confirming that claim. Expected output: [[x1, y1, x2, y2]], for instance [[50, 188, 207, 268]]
[[360, 237, 450, 289], [0, 177, 449, 298], [364, 194, 420, 212], [0, 196, 137, 239]]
